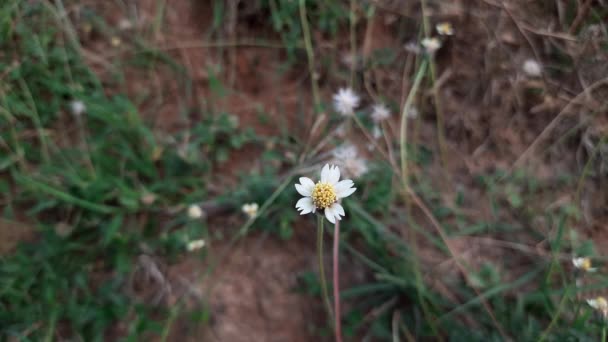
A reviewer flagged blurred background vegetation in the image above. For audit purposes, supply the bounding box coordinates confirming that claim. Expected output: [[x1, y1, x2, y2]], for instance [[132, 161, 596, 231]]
[[1, 0, 607, 341]]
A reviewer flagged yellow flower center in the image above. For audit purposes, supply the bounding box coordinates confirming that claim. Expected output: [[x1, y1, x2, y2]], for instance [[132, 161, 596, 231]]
[[597, 297, 608, 309], [582, 258, 592, 271], [311, 182, 337, 209]]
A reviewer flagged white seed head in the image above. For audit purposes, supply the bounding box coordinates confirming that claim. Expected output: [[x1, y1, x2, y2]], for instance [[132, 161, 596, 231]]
[[186, 239, 206, 251], [522, 59, 542, 77], [187, 204, 203, 219], [333, 88, 360, 116], [70, 100, 86, 116], [331, 144, 368, 179], [118, 18, 133, 30], [111, 36, 121, 47], [140, 192, 157, 205], [371, 103, 391, 122], [421, 37, 442, 54]]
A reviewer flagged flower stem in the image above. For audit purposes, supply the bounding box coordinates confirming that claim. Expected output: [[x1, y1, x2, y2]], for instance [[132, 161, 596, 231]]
[[333, 220, 343, 342], [298, 0, 321, 111], [603, 326, 607, 342], [317, 214, 334, 322]]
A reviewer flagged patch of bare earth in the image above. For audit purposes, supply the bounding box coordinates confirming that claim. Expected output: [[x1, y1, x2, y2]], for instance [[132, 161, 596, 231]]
[[165, 226, 325, 342]]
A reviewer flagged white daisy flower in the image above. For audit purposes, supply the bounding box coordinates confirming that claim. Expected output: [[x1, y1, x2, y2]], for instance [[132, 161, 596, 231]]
[[187, 204, 203, 219], [70, 100, 86, 116], [421, 37, 442, 54], [186, 239, 206, 251], [242, 202, 259, 219], [333, 88, 360, 116], [371, 103, 391, 122], [587, 297, 608, 319], [572, 257, 597, 272], [522, 59, 542, 77], [295, 164, 356, 224], [436, 22, 454, 36]]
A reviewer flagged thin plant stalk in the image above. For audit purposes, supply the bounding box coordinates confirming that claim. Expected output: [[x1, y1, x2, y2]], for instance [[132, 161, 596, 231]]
[[317, 214, 334, 322], [399, 59, 428, 186], [420, 0, 449, 182], [333, 220, 343, 342], [349, 0, 356, 88], [298, 0, 321, 110]]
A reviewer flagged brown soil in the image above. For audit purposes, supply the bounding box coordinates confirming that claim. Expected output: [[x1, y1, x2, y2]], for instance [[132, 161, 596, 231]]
[[167, 227, 325, 342]]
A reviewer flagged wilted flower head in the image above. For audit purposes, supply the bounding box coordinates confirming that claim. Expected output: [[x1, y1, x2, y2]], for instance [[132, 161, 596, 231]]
[[522, 59, 542, 77], [70, 100, 86, 116], [587, 297, 608, 319], [242, 203, 259, 219], [332, 144, 369, 179], [186, 239, 206, 251], [333, 88, 360, 116], [573, 257, 596, 272], [436, 22, 454, 36], [187, 204, 203, 219], [371, 103, 391, 122], [421, 37, 442, 54], [295, 164, 356, 223]]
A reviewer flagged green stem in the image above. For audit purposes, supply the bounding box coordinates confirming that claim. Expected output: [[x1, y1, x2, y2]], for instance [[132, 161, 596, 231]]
[[349, 0, 356, 88], [399, 59, 428, 187], [603, 326, 606, 342], [333, 220, 343, 342], [538, 284, 571, 342], [299, 0, 321, 110], [317, 214, 334, 322]]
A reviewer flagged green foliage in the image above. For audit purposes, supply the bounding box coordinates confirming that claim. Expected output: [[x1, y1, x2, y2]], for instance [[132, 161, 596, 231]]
[[262, 0, 351, 58], [0, 2, 251, 339], [2, 0, 607, 341]]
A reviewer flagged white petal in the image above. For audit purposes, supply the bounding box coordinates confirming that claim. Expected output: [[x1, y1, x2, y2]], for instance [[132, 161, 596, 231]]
[[331, 203, 345, 217], [295, 177, 315, 197], [334, 179, 355, 198], [328, 165, 340, 185], [296, 177, 315, 196], [324, 206, 336, 224], [320, 164, 331, 183], [295, 197, 315, 215]]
